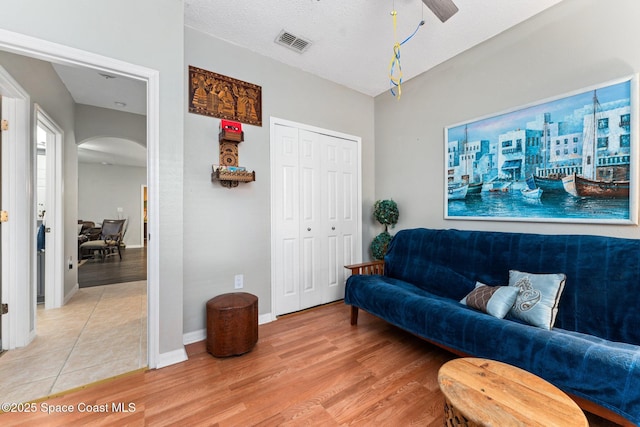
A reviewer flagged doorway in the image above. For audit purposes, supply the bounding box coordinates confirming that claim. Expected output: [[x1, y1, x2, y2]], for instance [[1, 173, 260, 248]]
[[35, 105, 63, 309], [0, 31, 161, 370], [0, 95, 3, 353]]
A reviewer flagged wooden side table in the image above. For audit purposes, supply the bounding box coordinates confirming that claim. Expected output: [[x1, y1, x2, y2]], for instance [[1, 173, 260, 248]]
[[206, 292, 258, 357], [438, 358, 587, 427]]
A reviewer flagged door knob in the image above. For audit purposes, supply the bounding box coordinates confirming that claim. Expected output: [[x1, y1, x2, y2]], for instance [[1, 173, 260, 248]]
[[331, 227, 335, 230], [307, 227, 311, 231]]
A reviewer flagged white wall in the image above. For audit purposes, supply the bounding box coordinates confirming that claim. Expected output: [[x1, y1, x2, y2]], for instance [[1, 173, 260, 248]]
[[75, 104, 146, 146], [375, 0, 640, 240], [78, 163, 146, 247], [0, 0, 185, 356], [183, 26, 376, 333]]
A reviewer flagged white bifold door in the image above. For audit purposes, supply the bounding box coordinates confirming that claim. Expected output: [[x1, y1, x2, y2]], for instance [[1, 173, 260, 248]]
[[272, 121, 360, 316]]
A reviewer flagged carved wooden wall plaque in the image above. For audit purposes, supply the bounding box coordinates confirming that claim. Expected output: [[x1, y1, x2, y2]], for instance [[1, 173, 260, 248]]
[[189, 66, 262, 127]]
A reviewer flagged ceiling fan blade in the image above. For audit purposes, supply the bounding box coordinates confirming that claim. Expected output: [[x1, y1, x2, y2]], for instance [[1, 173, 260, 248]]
[[422, 0, 459, 23]]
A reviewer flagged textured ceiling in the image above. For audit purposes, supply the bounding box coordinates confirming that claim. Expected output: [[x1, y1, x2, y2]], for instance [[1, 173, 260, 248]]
[[184, 0, 564, 97], [53, 1, 564, 166]]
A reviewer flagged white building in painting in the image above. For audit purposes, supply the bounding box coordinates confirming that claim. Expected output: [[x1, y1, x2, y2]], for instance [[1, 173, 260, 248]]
[[580, 104, 631, 181]]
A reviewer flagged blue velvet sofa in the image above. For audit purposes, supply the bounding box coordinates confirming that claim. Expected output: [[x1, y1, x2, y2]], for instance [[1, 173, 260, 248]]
[[345, 228, 640, 425]]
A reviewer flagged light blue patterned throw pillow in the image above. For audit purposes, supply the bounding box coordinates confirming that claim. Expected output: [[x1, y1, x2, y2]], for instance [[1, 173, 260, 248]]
[[507, 270, 566, 330], [460, 281, 520, 319]]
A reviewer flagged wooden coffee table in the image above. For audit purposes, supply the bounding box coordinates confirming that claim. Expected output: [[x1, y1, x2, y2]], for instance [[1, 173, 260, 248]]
[[438, 358, 587, 427]]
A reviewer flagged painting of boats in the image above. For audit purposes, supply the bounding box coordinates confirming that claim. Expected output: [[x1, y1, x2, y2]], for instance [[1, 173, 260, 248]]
[[447, 183, 468, 200], [466, 182, 483, 195], [572, 173, 629, 199], [444, 76, 637, 224], [533, 174, 566, 193], [521, 175, 543, 199], [565, 90, 631, 199], [561, 174, 578, 197], [533, 113, 575, 194]]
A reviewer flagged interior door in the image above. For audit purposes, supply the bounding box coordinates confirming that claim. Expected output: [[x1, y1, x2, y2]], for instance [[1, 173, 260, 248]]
[[323, 134, 358, 303], [273, 121, 361, 316], [273, 124, 302, 315], [35, 106, 63, 310], [299, 130, 323, 309]]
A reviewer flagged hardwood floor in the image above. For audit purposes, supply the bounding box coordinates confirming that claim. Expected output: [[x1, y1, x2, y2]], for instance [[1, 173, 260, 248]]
[[79, 247, 147, 288], [0, 302, 618, 426]]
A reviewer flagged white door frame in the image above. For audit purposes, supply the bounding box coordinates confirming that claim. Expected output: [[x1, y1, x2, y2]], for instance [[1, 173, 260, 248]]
[[0, 29, 161, 368], [0, 65, 32, 349], [35, 104, 64, 310], [270, 117, 363, 318]]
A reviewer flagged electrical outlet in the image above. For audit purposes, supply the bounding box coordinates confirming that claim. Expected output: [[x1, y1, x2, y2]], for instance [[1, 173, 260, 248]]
[[234, 274, 243, 289]]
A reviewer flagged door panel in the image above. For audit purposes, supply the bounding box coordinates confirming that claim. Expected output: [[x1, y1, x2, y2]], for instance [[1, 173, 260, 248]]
[[273, 125, 301, 314], [282, 238, 297, 296], [328, 137, 359, 302], [299, 130, 323, 309]]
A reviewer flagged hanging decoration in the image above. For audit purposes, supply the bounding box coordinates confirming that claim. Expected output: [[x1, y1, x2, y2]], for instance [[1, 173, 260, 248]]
[[388, 3, 425, 99]]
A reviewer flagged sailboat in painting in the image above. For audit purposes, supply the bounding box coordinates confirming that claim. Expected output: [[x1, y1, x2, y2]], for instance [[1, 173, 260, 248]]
[[460, 125, 483, 194], [562, 90, 630, 199], [534, 113, 567, 193]]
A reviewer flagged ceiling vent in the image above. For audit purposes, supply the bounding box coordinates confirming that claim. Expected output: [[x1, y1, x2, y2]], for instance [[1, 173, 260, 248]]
[[275, 30, 311, 53]]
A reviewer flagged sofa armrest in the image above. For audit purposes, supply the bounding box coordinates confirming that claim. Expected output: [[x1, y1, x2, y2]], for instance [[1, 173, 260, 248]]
[[344, 261, 384, 326], [344, 260, 384, 276]]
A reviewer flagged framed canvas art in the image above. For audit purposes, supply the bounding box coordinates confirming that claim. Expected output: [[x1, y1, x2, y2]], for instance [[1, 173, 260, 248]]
[[444, 75, 638, 224]]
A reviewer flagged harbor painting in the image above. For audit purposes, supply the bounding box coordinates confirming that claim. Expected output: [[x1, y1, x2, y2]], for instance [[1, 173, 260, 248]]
[[445, 76, 638, 224]]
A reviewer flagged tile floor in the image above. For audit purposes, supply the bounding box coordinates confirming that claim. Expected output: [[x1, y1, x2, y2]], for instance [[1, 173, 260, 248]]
[[0, 281, 147, 404]]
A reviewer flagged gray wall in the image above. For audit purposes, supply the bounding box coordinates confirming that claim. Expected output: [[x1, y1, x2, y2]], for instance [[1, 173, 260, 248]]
[[375, 0, 640, 240], [75, 103, 147, 248], [78, 163, 146, 247], [0, 0, 185, 355], [183, 26, 376, 333], [0, 50, 78, 297]]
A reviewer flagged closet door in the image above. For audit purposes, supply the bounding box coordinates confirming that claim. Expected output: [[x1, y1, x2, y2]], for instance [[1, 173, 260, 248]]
[[322, 134, 358, 303], [298, 130, 324, 309], [273, 124, 302, 315], [273, 122, 360, 316]]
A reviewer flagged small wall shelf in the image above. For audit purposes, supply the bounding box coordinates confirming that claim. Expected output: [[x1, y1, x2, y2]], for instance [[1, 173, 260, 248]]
[[211, 124, 255, 188], [211, 168, 256, 188]]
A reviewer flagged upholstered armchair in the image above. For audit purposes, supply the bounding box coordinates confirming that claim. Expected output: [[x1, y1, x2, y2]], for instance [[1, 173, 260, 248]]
[[78, 219, 126, 262]]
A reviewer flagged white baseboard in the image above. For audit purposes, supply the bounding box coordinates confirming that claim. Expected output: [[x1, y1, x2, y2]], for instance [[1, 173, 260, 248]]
[[182, 312, 275, 346], [65, 284, 79, 305], [156, 347, 188, 369], [259, 312, 275, 325], [183, 329, 206, 345]]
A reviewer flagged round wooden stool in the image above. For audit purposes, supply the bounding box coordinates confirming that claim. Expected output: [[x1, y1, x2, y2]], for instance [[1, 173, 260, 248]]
[[206, 292, 258, 357], [438, 358, 587, 427]]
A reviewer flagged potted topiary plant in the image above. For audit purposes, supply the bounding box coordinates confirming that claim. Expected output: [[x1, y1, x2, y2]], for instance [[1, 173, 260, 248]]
[[370, 199, 399, 260]]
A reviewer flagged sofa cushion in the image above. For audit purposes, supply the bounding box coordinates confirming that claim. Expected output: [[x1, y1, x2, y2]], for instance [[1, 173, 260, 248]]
[[414, 263, 476, 300], [507, 270, 566, 330], [461, 282, 519, 319]]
